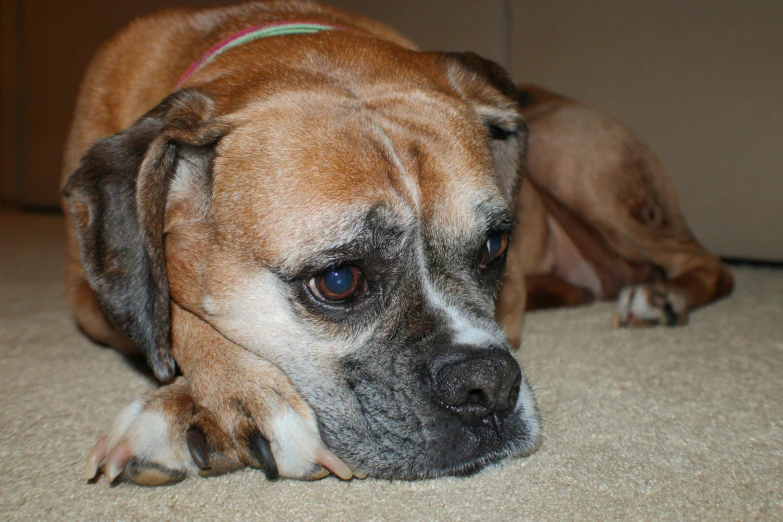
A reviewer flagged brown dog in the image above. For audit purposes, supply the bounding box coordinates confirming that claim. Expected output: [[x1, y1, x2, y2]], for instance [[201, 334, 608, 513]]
[[62, 1, 731, 485], [495, 85, 734, 348]]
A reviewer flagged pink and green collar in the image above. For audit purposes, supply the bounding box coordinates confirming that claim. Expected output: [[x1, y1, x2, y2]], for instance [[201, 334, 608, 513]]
[[176, 21, 342, 88]]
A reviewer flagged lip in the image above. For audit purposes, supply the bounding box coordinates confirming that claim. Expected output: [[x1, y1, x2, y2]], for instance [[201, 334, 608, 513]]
[[425, 421, 541, 478], [321, 398, 537, 480], [355, 432, 537, 480]]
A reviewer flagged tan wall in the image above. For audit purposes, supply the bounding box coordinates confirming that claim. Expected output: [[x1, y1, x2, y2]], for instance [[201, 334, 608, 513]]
[[1, 0, 235, 208], [509, 0, 783, 260]]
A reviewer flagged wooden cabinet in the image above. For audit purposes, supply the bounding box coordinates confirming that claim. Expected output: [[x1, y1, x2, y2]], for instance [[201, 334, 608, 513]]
[[1, 0, 236, 208]]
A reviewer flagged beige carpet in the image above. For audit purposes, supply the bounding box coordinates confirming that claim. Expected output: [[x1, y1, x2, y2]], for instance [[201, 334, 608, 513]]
[[1, 206, 781, 521]]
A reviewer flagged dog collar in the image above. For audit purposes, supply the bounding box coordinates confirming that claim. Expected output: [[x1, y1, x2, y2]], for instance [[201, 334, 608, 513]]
[[176, 21, 341, 88]]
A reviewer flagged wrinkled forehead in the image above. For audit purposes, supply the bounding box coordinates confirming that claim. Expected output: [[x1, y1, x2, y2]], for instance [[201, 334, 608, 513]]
[[210, 89, 508, 267]]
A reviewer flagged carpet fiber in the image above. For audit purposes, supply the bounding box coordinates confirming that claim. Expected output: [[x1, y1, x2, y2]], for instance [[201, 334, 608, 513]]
[[1, 207, 781, 520]]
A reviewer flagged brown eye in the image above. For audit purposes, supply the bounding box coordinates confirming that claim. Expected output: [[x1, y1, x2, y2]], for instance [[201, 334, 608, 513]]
[[309, 265, 366, 302], [480, 231, 509, 268]]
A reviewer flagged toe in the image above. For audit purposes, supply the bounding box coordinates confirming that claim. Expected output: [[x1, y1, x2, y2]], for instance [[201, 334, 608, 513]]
[[104, 439, 132, 482], [315, 448, 353, 480], [186, 427, 210, 470], [616, 284, 689, 328], [125, 457, 187, 486], [187, 410, 246, 477], [84, 435, 108, 480]]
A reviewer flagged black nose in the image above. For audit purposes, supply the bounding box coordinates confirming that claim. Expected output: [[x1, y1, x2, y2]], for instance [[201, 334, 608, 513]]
[[430, 348, 522, 426]]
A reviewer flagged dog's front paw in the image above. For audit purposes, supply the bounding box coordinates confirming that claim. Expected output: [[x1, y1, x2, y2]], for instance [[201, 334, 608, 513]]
[[84, 375, 355, 486], [84, 377, 244, 486], [185, 353, 357, 482], [616, 283, 688, 327]]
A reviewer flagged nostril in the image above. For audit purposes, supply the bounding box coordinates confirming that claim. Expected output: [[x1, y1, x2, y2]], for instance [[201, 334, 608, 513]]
[[466, 389, 486, 405], [463, 388, 492, 417]]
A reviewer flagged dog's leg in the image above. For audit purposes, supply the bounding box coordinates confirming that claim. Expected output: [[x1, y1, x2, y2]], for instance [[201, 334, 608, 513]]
[[525, 274, 595, 310], [615, 251, 734, 327], [529, 186, 728, 326], [84, 303, 356, 486], [84, 377, 246, 486], [170, 302, 355, 481], [515, 85, 734, 327], [535, 179, 733, 327]]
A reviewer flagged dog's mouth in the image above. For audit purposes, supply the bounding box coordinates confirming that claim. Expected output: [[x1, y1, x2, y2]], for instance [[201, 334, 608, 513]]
[[329, 405, 539, 480], [423, 415, 540, 478], [312, 359, 540, 480]]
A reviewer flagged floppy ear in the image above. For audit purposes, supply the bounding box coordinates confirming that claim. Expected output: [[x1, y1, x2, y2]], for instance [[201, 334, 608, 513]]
[[62, 90, 226, 381], [439, 52, 527, 208]]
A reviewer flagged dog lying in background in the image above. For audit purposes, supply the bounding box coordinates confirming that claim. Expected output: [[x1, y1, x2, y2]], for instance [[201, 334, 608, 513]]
[[61, 1, 732, 485], [497, 85, 733, 348]]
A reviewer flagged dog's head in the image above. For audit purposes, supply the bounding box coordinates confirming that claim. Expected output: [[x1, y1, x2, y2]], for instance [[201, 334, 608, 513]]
[[64, 40, 540, 478]]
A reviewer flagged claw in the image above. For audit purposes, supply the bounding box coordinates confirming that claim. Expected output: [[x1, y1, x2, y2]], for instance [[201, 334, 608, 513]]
[[84, 435, 108, 480], [186, 427, 210, 470], [104, 439, 132, 482], [315, 448, 353, 480], [248, 430, 279, 480]]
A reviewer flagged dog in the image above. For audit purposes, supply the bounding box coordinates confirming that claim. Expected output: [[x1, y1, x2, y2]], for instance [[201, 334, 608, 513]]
[[496, 85, 734, 348], [61, 1, 732, 485]]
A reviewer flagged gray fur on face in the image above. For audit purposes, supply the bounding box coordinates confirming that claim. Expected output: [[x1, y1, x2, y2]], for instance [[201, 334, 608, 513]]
[[277, 208, 540, 478]]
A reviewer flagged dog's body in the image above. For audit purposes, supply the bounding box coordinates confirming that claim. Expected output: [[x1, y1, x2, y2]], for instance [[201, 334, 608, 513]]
[[62, 1, 732, 485], [497, 86, 734, 347]]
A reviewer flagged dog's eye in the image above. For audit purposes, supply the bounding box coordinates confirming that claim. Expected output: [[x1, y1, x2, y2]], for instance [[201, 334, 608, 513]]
[[480, 231, 509, 268], [309, 265, 366, 302]]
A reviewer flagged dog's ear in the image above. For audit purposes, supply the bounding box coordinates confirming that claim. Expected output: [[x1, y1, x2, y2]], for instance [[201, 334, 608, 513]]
[[62, 90, 226, 381], [439, 52, 527, 208]]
